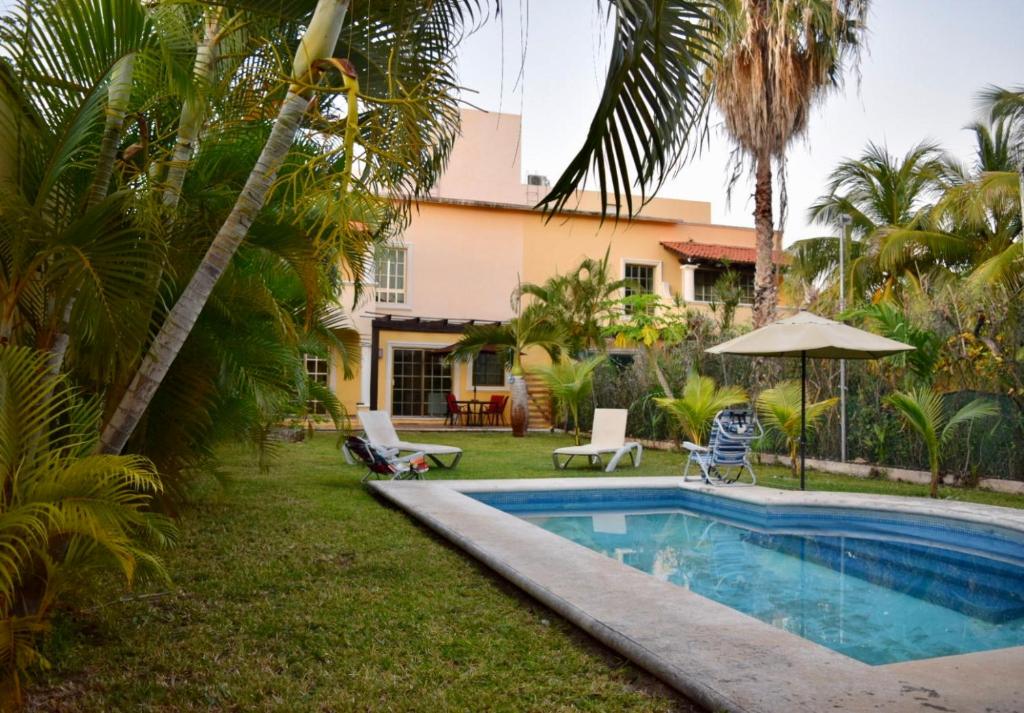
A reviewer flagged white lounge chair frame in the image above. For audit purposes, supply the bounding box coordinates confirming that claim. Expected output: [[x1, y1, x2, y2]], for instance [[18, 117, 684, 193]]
[[682, 408, 761, 486], [552, 408, 642, 473], [343, 411, 463, 469]]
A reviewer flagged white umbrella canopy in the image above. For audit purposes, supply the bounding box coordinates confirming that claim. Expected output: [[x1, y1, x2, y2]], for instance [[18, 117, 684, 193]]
[[706, 310, 914, 359], [706, 310, 914, 489]]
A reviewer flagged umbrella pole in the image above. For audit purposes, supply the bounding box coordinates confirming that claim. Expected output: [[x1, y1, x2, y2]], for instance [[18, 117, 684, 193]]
[[800, 351, 807, 491]]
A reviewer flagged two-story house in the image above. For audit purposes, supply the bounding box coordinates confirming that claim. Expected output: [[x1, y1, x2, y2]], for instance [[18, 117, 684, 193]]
[[316, 110, 781, 425]]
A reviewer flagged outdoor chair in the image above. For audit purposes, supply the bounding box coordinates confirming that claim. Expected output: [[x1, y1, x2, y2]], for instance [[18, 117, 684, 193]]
[[552, 408, 642, 473], [444, 392, 468, 427], [344, 436, 429, 482], [347, 410, 463, 468], [682, 407, 762, 486], [484, 394, 508, 426]]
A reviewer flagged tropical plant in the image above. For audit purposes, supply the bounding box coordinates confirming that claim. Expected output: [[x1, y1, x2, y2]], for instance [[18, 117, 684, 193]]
[[886, 388, 998, 497], [756, 380, 838, 476], [449, 302, 566, 437], [532, 355, 606, 445], [709, 266, 744, 330], [0, 346, 175, 704], [605, 293, 688, 398], [519, 249, 629, 356], [709, 0, 869, 326], [656, 368, 747, 445]]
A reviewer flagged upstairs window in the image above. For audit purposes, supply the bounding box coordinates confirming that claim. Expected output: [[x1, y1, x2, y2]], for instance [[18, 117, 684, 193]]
[[472, 352, 505, 387], [623, 262, 655, 313], [694, 268, 755, 304], [375, 247, 407, 304]]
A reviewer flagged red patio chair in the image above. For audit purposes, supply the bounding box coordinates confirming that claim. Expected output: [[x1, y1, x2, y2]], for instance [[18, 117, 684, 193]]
[[485, 394, 508, 426], [445, 392, 467, 426]]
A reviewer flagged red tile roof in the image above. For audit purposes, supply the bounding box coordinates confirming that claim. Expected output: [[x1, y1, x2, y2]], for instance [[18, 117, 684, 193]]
[[661, 241, 789, 265]]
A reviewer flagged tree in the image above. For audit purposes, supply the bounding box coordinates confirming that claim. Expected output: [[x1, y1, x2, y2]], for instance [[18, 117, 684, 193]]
[[519, 249, 629, 356], [709, 0, 869, 326], [605, 293, 687, 398], [449, 303, 566, 437], [532, 355, 606, 445], [656, 369, 747, 445], [886, 389, 998, 498], [756, 380, 838, 476], [0, 346, 174, 705]]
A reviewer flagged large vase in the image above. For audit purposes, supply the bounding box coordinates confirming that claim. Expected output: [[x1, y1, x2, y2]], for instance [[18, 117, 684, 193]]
[[509, 374, 529, 437]]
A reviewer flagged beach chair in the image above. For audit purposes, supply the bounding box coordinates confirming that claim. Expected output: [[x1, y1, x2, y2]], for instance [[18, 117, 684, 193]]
[[682, 407, 761, 486], [350, 410, 463, 468], [345, 436, 429, 482], [552, 408, 642, 473]]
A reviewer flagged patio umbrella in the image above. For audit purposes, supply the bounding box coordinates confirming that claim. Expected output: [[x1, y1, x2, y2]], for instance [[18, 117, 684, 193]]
[[706, 310, 913, 490]]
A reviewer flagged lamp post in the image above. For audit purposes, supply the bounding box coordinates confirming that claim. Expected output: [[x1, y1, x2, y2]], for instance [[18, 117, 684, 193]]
[[837, 214, 851, 463]]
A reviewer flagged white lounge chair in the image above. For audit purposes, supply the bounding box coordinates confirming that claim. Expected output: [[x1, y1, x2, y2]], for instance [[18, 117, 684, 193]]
[[552, 408, 642, 473], [345, 410, 463, 469]]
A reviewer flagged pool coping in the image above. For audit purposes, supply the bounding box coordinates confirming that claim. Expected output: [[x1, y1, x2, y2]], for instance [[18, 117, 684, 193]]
[[369, 477, 1024, 712]]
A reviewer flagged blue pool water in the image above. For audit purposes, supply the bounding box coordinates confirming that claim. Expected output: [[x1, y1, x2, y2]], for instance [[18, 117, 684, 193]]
[[470, 488, 1024, 665]]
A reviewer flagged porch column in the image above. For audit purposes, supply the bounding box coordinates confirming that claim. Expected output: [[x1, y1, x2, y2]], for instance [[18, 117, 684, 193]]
[[358, 342, 372, 408], [680, 263, 697, 302]]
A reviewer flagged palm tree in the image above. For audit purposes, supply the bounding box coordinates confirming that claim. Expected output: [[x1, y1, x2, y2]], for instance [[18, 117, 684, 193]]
[[756, 380, 837, 476], [519, 249, 629, 356], [532, 355, 606, 445], [709, 0, 869, 326], [887, 388, 998, 498], [449, 303, 566, 437], [656, 369, 747, 445], [605, 293, 688, 398], [92, 0, 722, 453], [0, 346, 173, 704]]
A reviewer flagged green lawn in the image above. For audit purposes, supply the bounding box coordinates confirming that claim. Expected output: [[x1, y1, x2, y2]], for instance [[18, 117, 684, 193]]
[[29, 432, 1024, 711]]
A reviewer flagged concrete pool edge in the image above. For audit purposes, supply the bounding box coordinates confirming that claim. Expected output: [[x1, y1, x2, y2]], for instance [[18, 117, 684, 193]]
[[368, 477, 1024, 713]]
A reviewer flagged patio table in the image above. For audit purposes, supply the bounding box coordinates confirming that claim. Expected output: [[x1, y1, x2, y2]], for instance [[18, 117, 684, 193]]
[[457, 400, 486, 427]]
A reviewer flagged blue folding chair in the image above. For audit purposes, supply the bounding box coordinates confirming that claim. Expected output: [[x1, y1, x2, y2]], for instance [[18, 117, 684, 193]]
[[682, 408, 761, 486]]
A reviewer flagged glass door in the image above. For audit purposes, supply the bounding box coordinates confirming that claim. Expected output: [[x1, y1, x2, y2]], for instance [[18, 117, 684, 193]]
[[391, 348, 452, 417]]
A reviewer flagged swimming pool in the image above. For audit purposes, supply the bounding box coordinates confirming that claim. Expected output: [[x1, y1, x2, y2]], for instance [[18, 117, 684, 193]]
[[471, 487, 1024, 665]]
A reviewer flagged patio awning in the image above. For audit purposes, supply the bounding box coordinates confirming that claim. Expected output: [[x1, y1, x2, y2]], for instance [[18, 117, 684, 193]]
[[435, 342, 498, 355]]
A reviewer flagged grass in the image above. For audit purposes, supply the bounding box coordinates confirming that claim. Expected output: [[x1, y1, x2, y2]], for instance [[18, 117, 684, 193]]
[[29, 431, 1024, 711]]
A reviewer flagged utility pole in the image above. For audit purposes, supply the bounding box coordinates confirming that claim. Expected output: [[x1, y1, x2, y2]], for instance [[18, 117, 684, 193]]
[[837, 214, 851, 463]]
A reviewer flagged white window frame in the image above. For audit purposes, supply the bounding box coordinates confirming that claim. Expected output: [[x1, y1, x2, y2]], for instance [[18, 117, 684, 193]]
[[469, 353, 508, 390], [374, 244, 413, 310], [304, 354, 331, 415]]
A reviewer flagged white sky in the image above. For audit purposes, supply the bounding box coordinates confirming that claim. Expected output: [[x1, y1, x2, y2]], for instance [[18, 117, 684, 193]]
[[455, 0, 1024, 244]]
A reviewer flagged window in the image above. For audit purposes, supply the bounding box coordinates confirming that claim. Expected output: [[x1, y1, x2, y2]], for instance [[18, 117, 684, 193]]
[[304, 355, 329, 415], [391, 348, 451, 417], [624, 262, 656, 314], [624, 263, 655, 298], [375, 247, 407, 304], [694, 268, 755, 305], [472, 352, 505, 387]]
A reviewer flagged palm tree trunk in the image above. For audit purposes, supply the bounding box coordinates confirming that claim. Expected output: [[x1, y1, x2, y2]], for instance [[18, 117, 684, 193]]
[[87, 54, 135, 208], [49, 53, 136, 375], [752, 151, 777, 328], [929, 453, 940, 498], [162, 9, 222, 209], [646, 346, 674, 399], [100, 0, 351, 455]]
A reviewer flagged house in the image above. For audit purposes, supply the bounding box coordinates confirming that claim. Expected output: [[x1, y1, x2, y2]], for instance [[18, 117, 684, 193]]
[[316, 110, 780, 425]]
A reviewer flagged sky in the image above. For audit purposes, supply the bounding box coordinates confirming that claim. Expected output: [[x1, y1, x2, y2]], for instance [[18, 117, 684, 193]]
[[454, 0, 1024, 245]]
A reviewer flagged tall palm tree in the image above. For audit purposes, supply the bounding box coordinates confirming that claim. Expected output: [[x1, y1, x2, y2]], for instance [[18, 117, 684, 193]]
[[792, 141, 948, 302], [95, 0, 722, 453], [709, 0, 869, 326], [449, 303, 566, 437]]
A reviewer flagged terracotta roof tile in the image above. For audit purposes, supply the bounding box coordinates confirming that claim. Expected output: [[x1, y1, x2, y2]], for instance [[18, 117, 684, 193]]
[[661, 241, 789, 265]]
